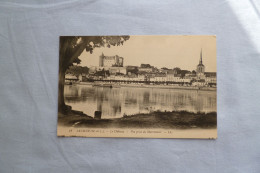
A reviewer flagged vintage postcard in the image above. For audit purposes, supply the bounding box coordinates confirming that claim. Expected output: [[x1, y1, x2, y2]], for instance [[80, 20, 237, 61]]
[[57, 35, 217, 139]]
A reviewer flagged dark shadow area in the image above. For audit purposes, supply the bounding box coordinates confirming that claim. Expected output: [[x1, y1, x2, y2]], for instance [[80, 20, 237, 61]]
[[58, 110, 216, 129]]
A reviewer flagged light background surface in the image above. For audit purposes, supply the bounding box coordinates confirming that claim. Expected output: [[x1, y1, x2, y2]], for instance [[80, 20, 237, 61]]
[[0, 0, 260, 172]]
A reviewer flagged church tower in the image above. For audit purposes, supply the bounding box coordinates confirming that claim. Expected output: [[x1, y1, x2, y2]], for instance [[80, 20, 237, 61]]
[[99, 52, 104, 67], [196, 49, 205, 74]]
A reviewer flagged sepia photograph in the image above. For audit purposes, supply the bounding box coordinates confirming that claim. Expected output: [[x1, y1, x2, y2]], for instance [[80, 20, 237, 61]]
[[57, 35, 217, 139]]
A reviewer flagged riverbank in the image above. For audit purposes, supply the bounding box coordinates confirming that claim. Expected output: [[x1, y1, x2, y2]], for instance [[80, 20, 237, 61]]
[[77, 82, 216, 91], [58, 110, 217, 129]]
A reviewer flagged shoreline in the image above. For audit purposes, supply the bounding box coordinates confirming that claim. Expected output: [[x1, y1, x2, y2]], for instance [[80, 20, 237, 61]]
[[73, 82, 216, 91], [58, 110, 217, 129]]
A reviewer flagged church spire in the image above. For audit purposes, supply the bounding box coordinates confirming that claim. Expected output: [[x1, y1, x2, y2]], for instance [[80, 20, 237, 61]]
[[200, 48, 203, 65], [196, 48, 205, 74]]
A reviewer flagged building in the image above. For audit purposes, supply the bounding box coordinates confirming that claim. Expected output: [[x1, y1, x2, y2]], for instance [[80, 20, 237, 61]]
[[89, 66, 98, 74], [196, 49, 205, 79], [99, 53, 124, 67], [166, 71, 181, 82], [205, 72, 217, 85], [104, 67, 127, 75], [194, 49, 217, 86], [138, 67, 153, 73], [65, 74, 78, 83]]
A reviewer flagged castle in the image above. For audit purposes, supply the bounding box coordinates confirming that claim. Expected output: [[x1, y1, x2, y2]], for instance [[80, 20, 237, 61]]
[[99, 53, 124, 67]]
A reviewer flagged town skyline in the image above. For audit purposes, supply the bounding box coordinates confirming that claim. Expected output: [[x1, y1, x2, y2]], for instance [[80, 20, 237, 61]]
[[78, 35, 216, 72]]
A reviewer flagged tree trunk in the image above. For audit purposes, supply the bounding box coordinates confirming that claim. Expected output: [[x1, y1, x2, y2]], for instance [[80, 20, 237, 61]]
[[58, 67, 71, 114], [58, 38, 88, 115]]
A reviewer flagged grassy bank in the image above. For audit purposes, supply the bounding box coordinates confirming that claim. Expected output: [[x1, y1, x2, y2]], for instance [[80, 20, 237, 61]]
[[58, 110, 217, 129]]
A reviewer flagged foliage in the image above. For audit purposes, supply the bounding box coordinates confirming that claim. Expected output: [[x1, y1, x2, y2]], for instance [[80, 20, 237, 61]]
[[173, 67, 181, 74], [59, 36, 130, 71], [180, 70, 190, 78], [140, 64, 152, 68], [66, 66, 89, 76], [94, 69, 110, 77], [172, 67, 191, 77], [126, 66, 139, 74], [161, 67, 169, 70]]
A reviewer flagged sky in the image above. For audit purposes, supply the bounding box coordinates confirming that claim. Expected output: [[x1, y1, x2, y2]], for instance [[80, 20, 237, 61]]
[[78, 35, 216, 72]]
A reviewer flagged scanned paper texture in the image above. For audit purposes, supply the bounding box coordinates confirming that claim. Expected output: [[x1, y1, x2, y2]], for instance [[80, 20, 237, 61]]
[[57, 35, 217, 139]]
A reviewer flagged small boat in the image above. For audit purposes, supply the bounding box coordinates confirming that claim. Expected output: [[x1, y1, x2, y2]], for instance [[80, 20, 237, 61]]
[[103, 84, 113, 88]]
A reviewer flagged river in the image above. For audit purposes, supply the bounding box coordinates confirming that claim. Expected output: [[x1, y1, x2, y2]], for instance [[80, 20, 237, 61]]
[[64, 84, 216, 118]]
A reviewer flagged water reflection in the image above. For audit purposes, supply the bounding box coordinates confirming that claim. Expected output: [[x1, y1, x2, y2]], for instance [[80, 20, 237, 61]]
[[64, 85, 216, 118]]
